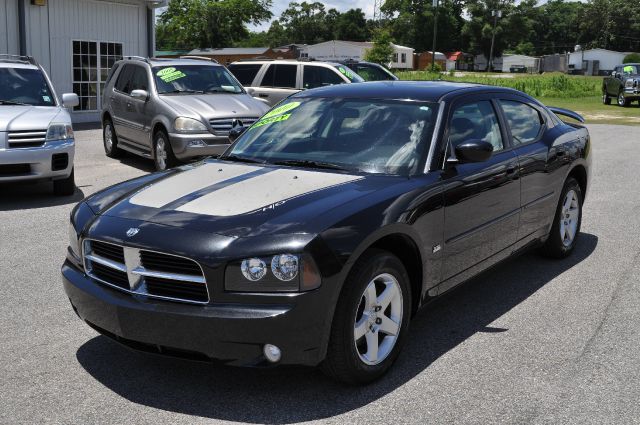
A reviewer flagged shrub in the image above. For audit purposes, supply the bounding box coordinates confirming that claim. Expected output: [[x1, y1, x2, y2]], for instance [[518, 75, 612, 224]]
[[623, 53, 640, 64]]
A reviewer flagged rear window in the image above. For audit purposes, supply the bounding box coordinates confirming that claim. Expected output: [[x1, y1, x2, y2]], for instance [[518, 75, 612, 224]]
[[260, 64, 297, 88], [227, 63, 262, 86]]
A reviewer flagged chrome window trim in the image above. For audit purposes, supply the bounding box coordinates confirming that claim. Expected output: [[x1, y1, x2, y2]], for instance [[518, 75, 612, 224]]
[[424, 100, 445, 173], [82, 238, 210, 305]]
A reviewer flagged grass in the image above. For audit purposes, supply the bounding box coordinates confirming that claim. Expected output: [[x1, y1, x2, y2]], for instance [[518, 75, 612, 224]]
[[396, 71, 640, 125]]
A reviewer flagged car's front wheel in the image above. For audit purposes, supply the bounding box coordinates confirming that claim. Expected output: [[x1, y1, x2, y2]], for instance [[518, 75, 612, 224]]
[[153, 131, 177, 171], [103, 119, 122, 158], [618, 91, 628, 107], [322, 249, 411, 385], [541, 177, 582, 258]]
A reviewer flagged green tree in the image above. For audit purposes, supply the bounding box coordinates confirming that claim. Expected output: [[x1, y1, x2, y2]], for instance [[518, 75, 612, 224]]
[[279, 2, 331, 44], [531, 0, 584, 55], [157, 0, 272, 49], [623, 53, 640, 63], [363, 29, 394, 65], [334, 9, 370, 41], [580, 0, 640, 51]]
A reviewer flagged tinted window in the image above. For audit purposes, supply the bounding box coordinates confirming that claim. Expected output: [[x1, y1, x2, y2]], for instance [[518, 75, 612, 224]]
[[499, 100, 543, 145], [0, 67, 55, 106], [227, 98, 438, 175], [449, 101, 503, 152], [227, 63, 262, 85], [351, 64, 395, 81], [114, 64, 134, 93], [303, 65, 345, 89], [260, 64, 297, 88], [130, 66, 149, 92]]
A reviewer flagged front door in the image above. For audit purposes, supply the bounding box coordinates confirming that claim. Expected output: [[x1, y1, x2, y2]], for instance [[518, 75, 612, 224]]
[[440, 98, 521, 283]]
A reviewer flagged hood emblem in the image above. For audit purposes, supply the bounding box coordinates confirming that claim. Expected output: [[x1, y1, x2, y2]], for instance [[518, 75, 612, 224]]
[[126, 228, 140, 237], [231, 118, 243, 129]]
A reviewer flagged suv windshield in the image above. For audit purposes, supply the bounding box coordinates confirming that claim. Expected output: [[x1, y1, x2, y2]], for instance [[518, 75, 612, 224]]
[[153, 65, 243, 94], [0, 67, 55, 106], [332, 65, 364, 83], [622, 64, 640, 75], [349, 63, 396, 81], [225, 98, 438, 175]]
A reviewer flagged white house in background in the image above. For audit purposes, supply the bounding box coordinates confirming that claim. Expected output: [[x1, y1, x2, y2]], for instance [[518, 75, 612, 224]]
[[474, 54, 503, 71], [502, 54, 539, 72], [301, 40, 415, 69], [568, 48, 634, 74], [1, 0, 163, 122]]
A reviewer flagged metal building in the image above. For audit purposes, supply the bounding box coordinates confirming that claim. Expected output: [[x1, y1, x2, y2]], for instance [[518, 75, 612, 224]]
[[1, 0, 163, 122]]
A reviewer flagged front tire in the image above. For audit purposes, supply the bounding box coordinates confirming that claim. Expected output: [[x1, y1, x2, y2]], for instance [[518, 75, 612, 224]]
[[540, 177, 582, 258], [53, 168, 75, 196], [322, 249, 411, 385], [103, 119, 122, 158], [618, 91, 628, 107], [153, 130, 177, 171]]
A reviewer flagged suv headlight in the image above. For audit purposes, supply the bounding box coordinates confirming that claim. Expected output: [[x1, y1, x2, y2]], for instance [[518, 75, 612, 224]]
[[225, 254, 321, 292], [68, 221, 81, 261], [174, 117, 207, 132], [46, 123, 74, 141]]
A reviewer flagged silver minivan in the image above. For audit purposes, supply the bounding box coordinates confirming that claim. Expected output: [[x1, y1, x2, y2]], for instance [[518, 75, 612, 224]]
[[0, 55, 79, 196], [101, 57, 270, 170], [228, 59, 364, 106]]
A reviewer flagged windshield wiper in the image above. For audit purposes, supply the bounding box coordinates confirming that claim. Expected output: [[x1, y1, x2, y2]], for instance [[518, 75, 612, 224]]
[[160, 89, 205, 94], [0, 99, 29, 105], [273, 159, 348, 171], [222, 154, 264, 164]]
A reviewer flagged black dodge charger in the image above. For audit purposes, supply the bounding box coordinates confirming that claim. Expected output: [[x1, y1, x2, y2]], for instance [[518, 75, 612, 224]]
[[63, 81, 591, 384]]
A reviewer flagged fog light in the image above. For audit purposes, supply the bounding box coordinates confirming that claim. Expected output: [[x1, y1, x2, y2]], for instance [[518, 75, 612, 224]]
[[263, 344, 281, 363], [187, 139, 206, 147]]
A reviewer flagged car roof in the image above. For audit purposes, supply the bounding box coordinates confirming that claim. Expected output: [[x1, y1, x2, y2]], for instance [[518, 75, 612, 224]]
[[118, 57, 223, 67], [291, 80, 520, 102], [0, 62, 39, 69], [230, 59, 343, 67]]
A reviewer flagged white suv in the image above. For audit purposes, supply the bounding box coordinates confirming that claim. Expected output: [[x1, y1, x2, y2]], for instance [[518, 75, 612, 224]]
[[228, 59, 364, 106], [0, 55, 79, 195]]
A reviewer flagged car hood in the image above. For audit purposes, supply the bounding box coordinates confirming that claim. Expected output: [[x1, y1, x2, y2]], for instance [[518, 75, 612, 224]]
[[159, 93, 269, 120], [100, 159, 406, 238], [0, 106, 63, 132]]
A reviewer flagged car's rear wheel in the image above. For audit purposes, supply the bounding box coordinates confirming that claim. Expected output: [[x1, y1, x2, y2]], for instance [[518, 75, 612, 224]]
[[53, 168, 75, 196], [322, 249, 411, 385], [153, 130, 177, 171], [103, 119, 122, 158], [540, 177, 582, 258], [602, 89, 611, 105], [618, 91, 628, 107]]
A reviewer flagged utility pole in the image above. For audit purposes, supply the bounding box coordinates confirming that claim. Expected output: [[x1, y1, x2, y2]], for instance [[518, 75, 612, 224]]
[[431, 0, 438, 71], [487, 9, 502, 72]]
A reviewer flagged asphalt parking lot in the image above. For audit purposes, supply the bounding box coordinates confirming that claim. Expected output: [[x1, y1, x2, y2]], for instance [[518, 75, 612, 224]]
[[1, 124, 639, 424]]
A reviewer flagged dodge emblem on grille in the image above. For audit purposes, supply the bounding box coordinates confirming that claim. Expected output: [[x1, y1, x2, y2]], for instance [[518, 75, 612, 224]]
[[126, 228, 140, 237]]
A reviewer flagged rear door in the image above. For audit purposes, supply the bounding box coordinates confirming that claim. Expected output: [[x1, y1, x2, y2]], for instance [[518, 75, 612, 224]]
[[440, 96, 521, 284], [227, 63, 263, 87], [252, 64, 299, 105], [110, 64, 134, 139]]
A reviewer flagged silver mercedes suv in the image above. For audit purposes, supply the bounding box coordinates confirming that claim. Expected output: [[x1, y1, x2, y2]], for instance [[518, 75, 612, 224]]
[[101, 56, 270, 170], [0, 55, 79, 196]]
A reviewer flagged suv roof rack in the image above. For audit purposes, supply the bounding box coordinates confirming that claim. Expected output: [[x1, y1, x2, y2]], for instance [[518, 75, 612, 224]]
[[124, 56, 151, 64], [0, 54, 38, 66], [179, 55, 219, 63]]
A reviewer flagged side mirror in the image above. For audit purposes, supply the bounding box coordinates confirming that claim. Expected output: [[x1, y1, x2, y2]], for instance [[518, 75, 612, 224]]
[[615, 72, 622, 79], [611, 70, 616, 76], [130, 89, 149, 101], [454, 139, 493, 163], [228, 126, 248, 142], [245, 87, 255, 96], [61, 93, 79, 108]]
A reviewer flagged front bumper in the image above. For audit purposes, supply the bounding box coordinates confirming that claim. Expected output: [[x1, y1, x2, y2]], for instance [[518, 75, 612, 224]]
[[62, 261, 329, 366], [0, 139, 74, 182], [168, 132, 230, 160]]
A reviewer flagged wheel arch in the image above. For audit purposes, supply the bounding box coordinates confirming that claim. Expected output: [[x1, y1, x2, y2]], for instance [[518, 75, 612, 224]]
[[567, 164, 588, 201]]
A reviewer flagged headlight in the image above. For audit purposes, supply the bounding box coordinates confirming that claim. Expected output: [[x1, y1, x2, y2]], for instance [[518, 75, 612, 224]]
[[46, 123, 74, 141], [226, 254, 321, 292], [625, 79, 634, 88], [68, 221, 81, 260], [174, 117, 207, 132]]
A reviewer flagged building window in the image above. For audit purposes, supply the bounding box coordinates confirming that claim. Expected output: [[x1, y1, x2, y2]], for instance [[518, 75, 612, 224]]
[[393, 53, 398, 63], [72, 40, 122, 111], [401, 53, 406, 64]]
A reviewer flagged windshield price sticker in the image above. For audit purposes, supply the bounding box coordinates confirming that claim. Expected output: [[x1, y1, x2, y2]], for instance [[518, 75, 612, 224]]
[[252, 114, 292, 128], [156, 67, 186, 83], [250, 101, 301, 129], [338, 66, 355, 80], [624, 65, 634, 74]]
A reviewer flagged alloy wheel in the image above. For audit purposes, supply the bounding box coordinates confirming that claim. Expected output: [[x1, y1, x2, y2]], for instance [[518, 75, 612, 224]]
[[559, 189, 580, 247], [354, 273, 403, 366], [618, 93, 626, 106], [156, 137, 167, 170], [104, 125, 113, 152]]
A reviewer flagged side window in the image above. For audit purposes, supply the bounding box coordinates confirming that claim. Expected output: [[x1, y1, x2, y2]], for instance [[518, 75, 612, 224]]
[[130, 66, 149, 92], [303, 65, 345, 89], [449, 100, 503, 152], [114, 64, 133, 93], [499, 100, 543, 145], [227, 64, 262, 85], [260, 64, 297, 88], [104, 63, 120, 86]]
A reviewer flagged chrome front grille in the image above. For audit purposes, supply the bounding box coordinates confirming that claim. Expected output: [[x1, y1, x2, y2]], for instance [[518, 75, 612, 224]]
[[83, 239, 209, 304], [7, 130, 47, 148], [209, 117, 259, 135]]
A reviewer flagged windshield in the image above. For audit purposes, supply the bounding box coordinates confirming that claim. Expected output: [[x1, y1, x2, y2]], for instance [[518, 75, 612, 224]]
[[622, 65, 640, 75], [350, 64, 396, 81], [225, 98, 438, 175], [153, 65, 243, 94], [332, 65, 365, 83], [0, 67, 55, 106]]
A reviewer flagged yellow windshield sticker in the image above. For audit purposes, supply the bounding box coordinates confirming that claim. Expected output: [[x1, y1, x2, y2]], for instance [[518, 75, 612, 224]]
[[261, 101, 301, 119], [249, 101, 301, 130], [252, 113, 292, 128], [157, 67, 186, 83], [338, 66, 355, 80], [624, 65, 634, 74]]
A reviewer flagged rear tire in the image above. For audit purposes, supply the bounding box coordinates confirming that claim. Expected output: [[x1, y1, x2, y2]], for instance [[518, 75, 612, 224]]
[[602, 90, 611, 105], [540, 177, 582, 259], [53, 168, 75, 196], [103, 119, 122, 158], [153, 130, 177, 171], [321, 249, 411, 385]]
